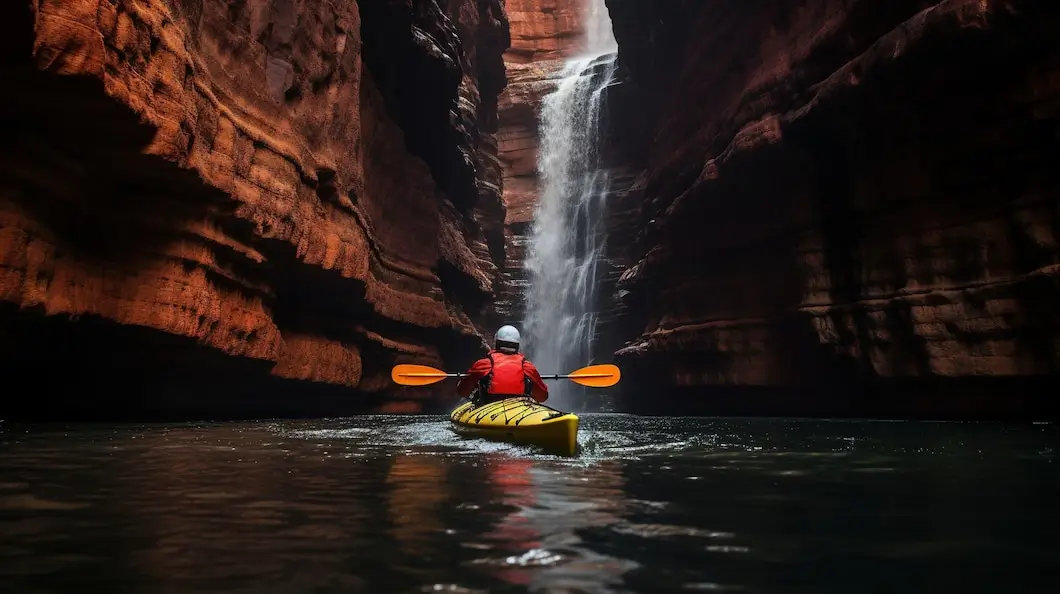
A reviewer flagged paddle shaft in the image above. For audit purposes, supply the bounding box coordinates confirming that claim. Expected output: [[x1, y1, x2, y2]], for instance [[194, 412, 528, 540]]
[[399, 373, 590, 380], [392, 362, 620, 388]]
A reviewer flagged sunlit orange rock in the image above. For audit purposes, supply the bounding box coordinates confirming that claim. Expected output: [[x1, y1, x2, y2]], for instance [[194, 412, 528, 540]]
[[0, 0, 509, 416]]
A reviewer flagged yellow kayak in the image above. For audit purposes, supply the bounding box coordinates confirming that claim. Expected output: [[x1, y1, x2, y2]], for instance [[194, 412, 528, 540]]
[[449, 397, 579, 456]]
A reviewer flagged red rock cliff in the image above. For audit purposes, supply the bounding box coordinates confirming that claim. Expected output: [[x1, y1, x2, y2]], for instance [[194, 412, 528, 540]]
[[0, 0, 510, 419], [602, 0, 1060, 419], [494, 0, 583, 321]]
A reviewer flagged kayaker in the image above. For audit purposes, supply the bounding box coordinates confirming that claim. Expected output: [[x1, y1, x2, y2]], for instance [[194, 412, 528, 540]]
[[456, 325, 549, 405]]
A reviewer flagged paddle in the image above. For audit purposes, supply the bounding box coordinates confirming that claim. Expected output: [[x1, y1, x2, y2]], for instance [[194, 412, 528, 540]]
[[391, 363, 621, 388]]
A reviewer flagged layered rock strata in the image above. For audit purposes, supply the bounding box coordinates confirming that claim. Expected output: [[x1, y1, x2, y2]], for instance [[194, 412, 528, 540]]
[[0, 0, 510, 419], [603, 0, 1060, 418], [504, 0, 584, 64], [494, 0, 583, 322]]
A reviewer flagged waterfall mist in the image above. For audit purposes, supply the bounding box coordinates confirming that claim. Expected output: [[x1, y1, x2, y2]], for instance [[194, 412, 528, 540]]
[[522, 0, 618, 411]]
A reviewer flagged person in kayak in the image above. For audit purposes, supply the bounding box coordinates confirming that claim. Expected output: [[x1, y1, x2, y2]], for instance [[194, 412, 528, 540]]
[[456, 325, 549, 405]]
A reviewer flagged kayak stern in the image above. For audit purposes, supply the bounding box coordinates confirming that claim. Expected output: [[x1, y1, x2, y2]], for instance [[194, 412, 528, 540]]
[[450, 398, 580, 457]]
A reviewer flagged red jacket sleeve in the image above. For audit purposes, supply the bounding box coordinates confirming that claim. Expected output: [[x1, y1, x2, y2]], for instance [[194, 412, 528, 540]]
[[456, 358, 492, 397], [523, 360, 549, 402]]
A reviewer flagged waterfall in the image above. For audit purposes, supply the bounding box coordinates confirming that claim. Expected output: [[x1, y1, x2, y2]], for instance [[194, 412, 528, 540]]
[[521, 0, 618, 411]]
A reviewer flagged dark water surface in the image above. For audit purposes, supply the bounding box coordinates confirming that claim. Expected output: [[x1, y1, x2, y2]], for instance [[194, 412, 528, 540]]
[[1, 415, 1056, 593]]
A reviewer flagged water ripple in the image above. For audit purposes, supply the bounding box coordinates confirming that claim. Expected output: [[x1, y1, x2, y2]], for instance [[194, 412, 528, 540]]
[[0, 414, 1055, 593]]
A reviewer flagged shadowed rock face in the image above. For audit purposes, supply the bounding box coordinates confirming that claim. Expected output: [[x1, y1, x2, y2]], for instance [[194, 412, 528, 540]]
[[603, 0, 1060, 419], [0, 0, 509, 419]]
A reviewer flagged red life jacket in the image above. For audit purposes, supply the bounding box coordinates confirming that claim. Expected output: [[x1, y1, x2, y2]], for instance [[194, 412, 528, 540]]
[[483, 351, 528, 396]]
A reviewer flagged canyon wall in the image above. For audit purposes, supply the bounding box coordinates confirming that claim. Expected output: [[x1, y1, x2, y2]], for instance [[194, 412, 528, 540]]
[[494, 0, 583, 321], [0, 0, 510, 419], [603, 0, 1060, 419]]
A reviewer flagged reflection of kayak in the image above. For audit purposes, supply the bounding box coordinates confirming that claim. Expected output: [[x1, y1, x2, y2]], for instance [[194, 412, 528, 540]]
[[449, 397, 579, 456]]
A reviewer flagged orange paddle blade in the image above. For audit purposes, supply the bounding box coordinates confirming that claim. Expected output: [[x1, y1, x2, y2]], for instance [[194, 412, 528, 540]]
[[566, 364, 621, 388], [391, 364, 457, 386]]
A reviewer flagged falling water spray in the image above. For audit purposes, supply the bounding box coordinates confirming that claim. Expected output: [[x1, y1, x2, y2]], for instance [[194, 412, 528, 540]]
[[522, 0, 618, 411]]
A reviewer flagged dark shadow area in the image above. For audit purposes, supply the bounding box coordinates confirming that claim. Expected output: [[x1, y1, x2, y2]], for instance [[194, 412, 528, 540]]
[[0, 304, 394, 422], [358, 0, 476, 209], [259, 230, 487, 383], [257, 237, 371, 345], [624, 377, 1060, 421], [803, 131, 878, 383], [612, 1, 1060, 419], [437, 259, 491, 323]]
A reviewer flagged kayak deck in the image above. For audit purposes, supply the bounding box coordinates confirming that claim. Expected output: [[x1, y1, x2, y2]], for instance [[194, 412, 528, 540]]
[[449, 397, 579, 456]]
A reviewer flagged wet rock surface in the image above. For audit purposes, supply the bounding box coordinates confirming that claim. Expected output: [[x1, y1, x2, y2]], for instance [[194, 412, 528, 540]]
[[602, 0, 1060, 418], [0, 0, 509, 418]]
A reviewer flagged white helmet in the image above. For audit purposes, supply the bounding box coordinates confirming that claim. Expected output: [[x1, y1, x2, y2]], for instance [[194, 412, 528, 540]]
[[495, 325, 521, 347]]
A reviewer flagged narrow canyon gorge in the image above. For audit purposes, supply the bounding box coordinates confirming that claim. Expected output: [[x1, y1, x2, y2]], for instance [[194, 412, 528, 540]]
[[1, 0, 1057, 420]]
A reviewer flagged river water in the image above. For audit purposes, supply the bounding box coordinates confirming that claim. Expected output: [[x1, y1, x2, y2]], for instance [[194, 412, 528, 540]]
[[1, 416, 1056, 593]]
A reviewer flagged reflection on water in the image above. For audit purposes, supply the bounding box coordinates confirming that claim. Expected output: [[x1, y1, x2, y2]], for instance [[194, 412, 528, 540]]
[[474, 458, 634, 591], [0, 416, 1057, 593], [387, 456, 449, 560]]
